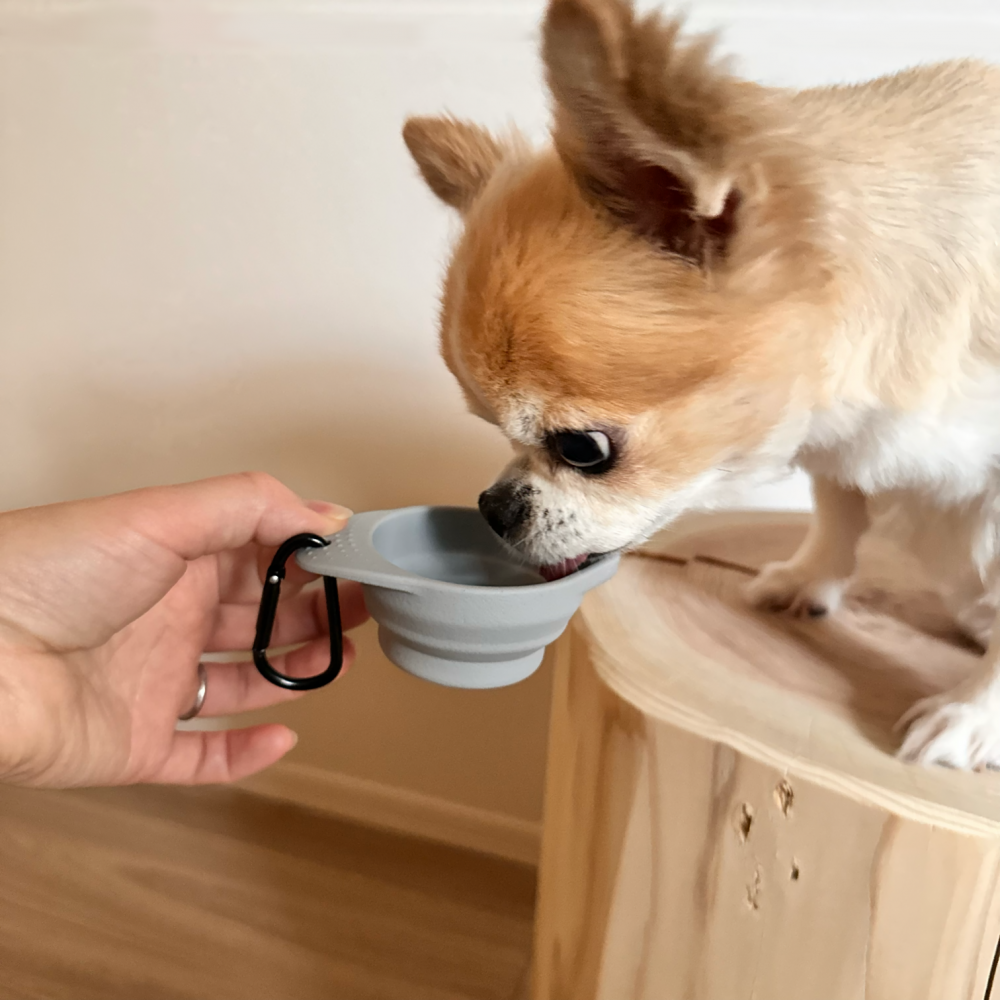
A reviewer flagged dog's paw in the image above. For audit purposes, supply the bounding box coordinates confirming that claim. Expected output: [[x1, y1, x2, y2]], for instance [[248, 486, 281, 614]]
[[897, 692, 1000, 770], [744, 560, 847, 619]]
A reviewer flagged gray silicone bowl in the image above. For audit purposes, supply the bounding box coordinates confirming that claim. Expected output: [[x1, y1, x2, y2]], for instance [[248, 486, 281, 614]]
[[295, 506, 619, 689]]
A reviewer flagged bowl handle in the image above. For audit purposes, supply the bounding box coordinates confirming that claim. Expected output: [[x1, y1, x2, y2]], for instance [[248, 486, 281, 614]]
[[253, 533, 344, 690]]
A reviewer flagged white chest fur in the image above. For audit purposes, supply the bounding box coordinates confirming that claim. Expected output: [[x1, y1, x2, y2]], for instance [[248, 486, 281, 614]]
[[800, 381, 1000, 503]]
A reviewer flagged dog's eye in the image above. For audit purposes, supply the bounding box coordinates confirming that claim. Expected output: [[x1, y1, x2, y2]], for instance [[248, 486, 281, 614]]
[[549, 430, 615, 474]]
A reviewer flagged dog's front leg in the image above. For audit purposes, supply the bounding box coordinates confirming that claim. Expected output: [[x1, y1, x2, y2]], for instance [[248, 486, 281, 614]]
[[745, 474, 869, 618], [898, 635, 1000, 769]]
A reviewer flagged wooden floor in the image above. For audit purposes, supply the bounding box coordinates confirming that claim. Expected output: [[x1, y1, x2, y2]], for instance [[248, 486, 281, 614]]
[[0, 783, 535, 1000]]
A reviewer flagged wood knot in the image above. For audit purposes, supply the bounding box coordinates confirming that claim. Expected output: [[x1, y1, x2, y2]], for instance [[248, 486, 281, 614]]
[[775, 780, 794, 816]]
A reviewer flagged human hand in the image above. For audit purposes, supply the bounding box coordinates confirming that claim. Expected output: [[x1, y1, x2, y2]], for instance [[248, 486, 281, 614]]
[[0, 473, 368, 788]]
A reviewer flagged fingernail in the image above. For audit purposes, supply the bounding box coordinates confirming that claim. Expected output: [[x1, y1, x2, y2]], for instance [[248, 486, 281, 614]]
[[307, 500, 353, 525], [288, 730, 299, 750]]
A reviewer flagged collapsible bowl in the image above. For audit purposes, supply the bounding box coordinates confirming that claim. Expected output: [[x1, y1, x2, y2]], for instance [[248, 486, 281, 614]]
[[253, 506, 619, 690]]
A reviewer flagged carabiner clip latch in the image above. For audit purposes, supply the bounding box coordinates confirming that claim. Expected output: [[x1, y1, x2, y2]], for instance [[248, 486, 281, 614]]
[[253, 533, 344, 690]]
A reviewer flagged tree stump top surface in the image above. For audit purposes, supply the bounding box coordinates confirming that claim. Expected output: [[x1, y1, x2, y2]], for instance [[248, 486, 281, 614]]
[[580, 511, 1000, 834]]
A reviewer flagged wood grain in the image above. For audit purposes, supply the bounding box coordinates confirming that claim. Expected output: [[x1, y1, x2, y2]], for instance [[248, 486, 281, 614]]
[[0, 783, 535, 1000], [533, 512, 1000, 1000]]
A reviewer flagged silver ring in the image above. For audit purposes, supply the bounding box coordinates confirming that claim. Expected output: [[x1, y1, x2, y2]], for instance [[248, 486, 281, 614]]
[[178, 662, 209, 721]]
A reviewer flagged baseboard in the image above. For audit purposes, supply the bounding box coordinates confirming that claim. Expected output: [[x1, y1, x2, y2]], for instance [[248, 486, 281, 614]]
[[240, 761, 541, 866]]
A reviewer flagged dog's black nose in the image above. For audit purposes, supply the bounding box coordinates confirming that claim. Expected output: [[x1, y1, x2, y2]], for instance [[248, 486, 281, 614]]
[[478, 482, 533, 540]]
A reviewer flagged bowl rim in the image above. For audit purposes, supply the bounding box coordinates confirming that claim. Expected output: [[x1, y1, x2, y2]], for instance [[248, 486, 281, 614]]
[[296, 505, 620, 596]]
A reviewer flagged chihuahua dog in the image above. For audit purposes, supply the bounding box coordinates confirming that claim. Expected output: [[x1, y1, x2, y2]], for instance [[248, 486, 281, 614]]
[[403, 0, 1000, 770]]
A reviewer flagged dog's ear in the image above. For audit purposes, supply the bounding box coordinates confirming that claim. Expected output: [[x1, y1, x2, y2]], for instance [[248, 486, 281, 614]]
[[403, 116, 505, 211], [543, 0, 760, 265]]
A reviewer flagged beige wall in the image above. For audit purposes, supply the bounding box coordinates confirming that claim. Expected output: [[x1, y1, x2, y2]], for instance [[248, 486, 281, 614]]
[[3, 0, 997, 859]]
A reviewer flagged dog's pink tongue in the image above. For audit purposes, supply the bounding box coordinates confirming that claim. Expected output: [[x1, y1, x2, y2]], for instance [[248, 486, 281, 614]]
[[539, 554, 589, 582]]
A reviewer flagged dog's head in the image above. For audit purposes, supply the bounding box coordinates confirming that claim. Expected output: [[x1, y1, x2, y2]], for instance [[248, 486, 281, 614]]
[[404, 0, 829, 578]]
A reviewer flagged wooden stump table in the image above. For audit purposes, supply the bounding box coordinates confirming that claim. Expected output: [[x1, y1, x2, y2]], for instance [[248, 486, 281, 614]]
[[532, 512, 1000, 1000]]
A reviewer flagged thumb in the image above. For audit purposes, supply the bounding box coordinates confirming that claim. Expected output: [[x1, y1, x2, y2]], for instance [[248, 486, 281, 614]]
[[125, 473, 350, 562]]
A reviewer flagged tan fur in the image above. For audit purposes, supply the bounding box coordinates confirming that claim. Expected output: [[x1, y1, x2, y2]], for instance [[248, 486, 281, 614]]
[[402, 116, 508, 211], [404, 0, 1000, 769]]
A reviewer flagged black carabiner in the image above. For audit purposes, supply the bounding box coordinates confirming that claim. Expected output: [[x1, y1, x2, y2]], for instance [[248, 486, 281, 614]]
[[253, 533, 344, 691]]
